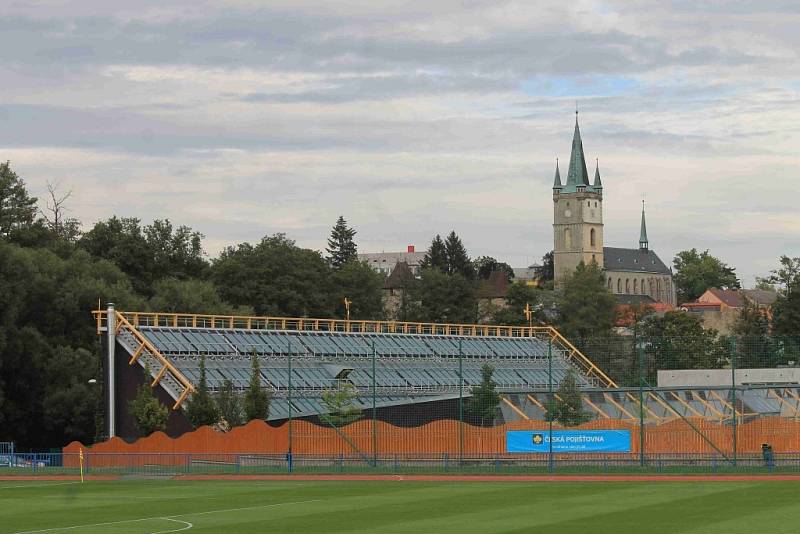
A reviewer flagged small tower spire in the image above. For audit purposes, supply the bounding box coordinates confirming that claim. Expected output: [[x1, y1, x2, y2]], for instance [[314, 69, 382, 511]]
[[593, 158, 602, 190], [553, 158, 562, 189], [639, 199, 649, 251]]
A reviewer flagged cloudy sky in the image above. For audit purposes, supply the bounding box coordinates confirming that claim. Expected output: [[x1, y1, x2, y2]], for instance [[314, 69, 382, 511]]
[[2, 1, 798, 285]]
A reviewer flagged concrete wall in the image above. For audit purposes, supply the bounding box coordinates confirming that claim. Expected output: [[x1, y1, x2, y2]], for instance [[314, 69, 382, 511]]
[[658, 368, 800, 387]]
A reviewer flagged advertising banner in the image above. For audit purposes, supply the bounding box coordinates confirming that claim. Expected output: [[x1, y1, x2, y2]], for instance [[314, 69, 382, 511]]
[[506, 430, 631, 453]]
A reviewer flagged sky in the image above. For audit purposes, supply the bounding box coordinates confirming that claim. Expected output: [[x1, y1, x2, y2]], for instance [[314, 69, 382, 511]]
[[1, 1, 798, 286]]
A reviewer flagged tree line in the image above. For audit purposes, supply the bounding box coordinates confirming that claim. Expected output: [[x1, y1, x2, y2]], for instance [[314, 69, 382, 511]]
[[1, 161, 798, 445]]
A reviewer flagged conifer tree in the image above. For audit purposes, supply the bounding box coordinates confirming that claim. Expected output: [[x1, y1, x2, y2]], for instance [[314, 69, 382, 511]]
[[444, 231, 473, 278], [216, 379, 243, 428], [127, 364, 169, 437], [420, 234, 447, 271], [326, 216, 358, 269], [185, 355, 220, 428], [244, 351, 271, 421], [466, 364, 500, 427], [545, 369, 590, 427], [0, 161, 37, 238]]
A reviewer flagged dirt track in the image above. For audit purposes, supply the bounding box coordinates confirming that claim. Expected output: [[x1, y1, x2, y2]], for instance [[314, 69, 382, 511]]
[[4, 474, 800, 482]]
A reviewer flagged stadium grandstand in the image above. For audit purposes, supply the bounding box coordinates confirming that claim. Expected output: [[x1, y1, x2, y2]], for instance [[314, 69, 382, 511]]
[[95, 305, 800, 441]]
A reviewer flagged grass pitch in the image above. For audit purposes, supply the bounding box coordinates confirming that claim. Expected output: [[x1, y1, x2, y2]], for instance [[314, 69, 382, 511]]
[[1, 479, 798, 533]]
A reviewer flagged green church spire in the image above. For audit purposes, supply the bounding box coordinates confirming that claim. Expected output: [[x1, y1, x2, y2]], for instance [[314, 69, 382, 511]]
[[553, 158, 562, 189], [639, 200, 649, 250], [565, 112, 590, 187], [593, 158, 602, 189]]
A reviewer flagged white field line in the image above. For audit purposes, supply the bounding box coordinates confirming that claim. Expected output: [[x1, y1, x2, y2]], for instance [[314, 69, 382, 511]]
[[149, 518, 193, 534], [13, 499, 321, 534], [0, 482, 81, 490]]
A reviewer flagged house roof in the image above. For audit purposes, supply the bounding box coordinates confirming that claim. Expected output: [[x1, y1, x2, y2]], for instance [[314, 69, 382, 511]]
[[742, 289, 778, 307], [706, 288, 744, 308], [478, 270, 510, 299], [384, 261, 415, 289], [603, 247, 671, 275]]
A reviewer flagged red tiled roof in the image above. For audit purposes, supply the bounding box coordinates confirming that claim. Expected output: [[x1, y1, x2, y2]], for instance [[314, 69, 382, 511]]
[[706, 288, 744, 308]]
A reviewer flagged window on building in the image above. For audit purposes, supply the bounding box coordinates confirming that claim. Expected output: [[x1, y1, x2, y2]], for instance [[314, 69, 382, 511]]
[[564, 228, 572, 249], [617, 279, 621, 293], [590, 228, 596, 247], [607, 278, 612, 289], [634, 279, 638, 293], [625, 279, 630, 294]]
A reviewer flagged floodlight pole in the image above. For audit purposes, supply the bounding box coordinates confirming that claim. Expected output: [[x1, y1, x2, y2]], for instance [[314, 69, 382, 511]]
[[458, 338, 464, 466], [548, 337, 553, 472], [638, 343, 645, 468], [731, 338, 737, 467], [287, 339, 293, 473], [107, 303, 116, 439], [372, 341, 377, 467]]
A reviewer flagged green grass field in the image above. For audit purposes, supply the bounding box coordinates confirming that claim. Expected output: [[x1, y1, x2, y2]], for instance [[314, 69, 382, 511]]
[[2, 479, 799, 533]]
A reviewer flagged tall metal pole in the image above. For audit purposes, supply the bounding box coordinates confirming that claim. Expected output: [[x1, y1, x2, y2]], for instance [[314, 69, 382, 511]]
[[106, 303, 116, 439], [548, 337, 553, 472], [287, 339, 293, 472], [372, 341, 377, 467], [638, 343, 645, 467], [731, 338, 737, 466], [458, 338, 463, 466]]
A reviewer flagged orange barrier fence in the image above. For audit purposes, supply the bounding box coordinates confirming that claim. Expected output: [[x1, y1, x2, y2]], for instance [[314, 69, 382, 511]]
[[64, 416, 800, 467]]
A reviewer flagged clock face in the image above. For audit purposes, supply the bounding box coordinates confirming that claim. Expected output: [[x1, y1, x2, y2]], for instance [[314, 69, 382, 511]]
[[564, 209, 572, 218]]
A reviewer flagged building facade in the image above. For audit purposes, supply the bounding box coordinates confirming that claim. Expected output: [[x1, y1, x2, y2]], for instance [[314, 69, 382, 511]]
[[358, 246, 426, 276], [552, 114, 676, 306]]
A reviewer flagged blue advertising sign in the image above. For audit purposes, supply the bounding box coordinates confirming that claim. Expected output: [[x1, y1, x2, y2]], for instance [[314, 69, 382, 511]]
[[506, 430, 631, 453]]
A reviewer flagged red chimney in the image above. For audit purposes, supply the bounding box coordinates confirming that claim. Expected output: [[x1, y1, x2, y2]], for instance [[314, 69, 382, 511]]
[[407, 245, 415, 253]]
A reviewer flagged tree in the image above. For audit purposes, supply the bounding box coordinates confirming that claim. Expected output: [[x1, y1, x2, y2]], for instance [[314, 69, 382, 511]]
[[545, 369, 590, 427], [732, 298, 774, 367], [321, 382, 361, 427], [492, 282, 541, 325], [330, 260, 385, 320], [212, 234, 334, 317], [534, 251, 554, 283], [770, 256, 800, 338], [409, 268, 477, 323], [128, 364, 169, 437], [216, 379, 243, 429], [673, 248, 740, 302], [557, 261, 617, 342], [184, 355, 219, 429], [326, 216, 358, 269], [0, 161, 37, 239], [39, 181, 81, 242], [420, 234, 447, 272], [642, 311, 727, 374], [473, 256, 514, 282], [244, 352, 271, 421], [466, 364, 500, 427], [444, 231, 474, 278], [149, 278, 251, 315]]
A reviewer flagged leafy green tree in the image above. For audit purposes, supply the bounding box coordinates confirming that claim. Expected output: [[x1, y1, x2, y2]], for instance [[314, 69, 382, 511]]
[[673, 248, 740, 302], [557, 261, 616, 342], [492, 282, 541, 325], [409, 268, 477, 323], [216, 379, 243, 428], [212, 234, 333, 317], [321, 382, 361, 427], [42, 346, 101, 445], [149, 278, 251, 315], [732, 299, 774, 367], [444, 231, 474, 278], [244, 353, 271, 421], [185, 355, 220, 429], [642, 311, 727, 374], [770, 256, 800, 338], [325, 216, 358, 269], [545, 369, 590, 427], [420, 234, 447, 272], [0, 161, 37, 239], [473, 256, 514, 282], [128, 364, 169, 437], [467, 364, 501, 427], [330, 260, 385, 320]]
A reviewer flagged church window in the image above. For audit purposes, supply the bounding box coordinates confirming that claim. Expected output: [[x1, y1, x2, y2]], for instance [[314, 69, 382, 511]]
[[625, 279, 630, 294], [590, 228, 596, 247], [607, 278, 612, 289], [564, 228, 572, 249], [592, 254, 596, 263], [634, 280, 638, 293], [594, 202, 598, 207], [617, 279, 621, 293]]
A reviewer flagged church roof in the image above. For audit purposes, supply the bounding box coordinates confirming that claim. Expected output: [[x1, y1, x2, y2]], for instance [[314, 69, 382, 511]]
[[603, 247, 671, 275], [560, 115, 601, 194], [384, 261, 415, 289]]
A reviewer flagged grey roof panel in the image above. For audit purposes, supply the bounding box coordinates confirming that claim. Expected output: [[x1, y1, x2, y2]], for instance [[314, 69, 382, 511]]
[[603, 246, 671, 275]]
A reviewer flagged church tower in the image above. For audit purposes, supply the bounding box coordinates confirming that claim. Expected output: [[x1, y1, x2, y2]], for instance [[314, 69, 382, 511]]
[[553, 113, 604, 283]]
